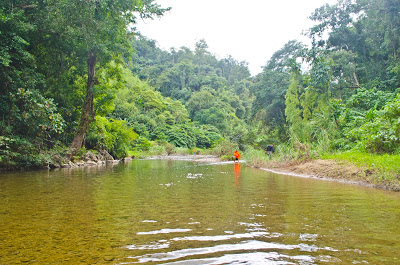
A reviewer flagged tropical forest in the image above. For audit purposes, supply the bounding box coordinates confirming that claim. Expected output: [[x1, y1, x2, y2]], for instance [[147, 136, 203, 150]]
[[1, 0, 400, 188]]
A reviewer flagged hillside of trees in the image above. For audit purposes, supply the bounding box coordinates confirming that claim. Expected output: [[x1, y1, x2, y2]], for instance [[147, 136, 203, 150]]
[[1, 0, 400, 169]]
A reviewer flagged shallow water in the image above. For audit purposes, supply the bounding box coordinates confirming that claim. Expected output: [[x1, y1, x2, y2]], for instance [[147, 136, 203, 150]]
[[1, 159, 400, 264]]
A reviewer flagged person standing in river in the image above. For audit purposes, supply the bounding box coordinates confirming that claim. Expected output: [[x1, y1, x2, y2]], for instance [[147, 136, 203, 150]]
[[234, 150, 241, 162]]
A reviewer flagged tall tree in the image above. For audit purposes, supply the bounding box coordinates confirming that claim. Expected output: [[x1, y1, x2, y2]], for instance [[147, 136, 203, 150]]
[[57, 0, 170, 156], [285, 68, 304, 140]]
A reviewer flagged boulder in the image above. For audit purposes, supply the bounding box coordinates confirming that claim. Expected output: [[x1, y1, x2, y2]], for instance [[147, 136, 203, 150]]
[[99, 150, 113, 161], [83, 151, 98, 162]]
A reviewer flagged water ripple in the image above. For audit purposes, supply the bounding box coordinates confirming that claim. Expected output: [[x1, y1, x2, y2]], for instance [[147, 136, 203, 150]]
[[126, 240, 335, 263], [161, 252, 314, 265], [137, 228, 192, 235], [172, 231, 268, 242]]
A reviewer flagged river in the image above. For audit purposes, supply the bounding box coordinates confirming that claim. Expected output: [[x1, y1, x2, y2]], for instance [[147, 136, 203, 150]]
[[1, 159, 400, 264]]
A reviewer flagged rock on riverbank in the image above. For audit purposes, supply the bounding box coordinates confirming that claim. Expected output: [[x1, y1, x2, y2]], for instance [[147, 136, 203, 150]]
[[59, 150, 129, 168]]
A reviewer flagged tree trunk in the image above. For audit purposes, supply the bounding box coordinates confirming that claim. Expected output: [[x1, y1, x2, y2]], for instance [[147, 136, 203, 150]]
[[68, 51, 97, 158], [353, 71, 360, 88]]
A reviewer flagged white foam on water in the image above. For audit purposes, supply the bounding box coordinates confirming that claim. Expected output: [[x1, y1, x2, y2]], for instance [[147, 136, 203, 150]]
[[186, 173, 203, 179], [137, 228, 192, 235], [172, 232, 268, 242], [129, 240, 300, 263], [161, 252, 314, 265]]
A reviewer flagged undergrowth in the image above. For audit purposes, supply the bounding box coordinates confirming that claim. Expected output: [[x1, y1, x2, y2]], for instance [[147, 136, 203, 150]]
[[322, 151, 400, 179]]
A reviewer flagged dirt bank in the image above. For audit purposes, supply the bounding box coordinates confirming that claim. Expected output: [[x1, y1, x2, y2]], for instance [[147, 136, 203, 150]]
[[260, 159, 400, 191]]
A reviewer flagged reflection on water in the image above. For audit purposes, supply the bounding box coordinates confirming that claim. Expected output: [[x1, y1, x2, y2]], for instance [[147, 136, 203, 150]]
[[1, 159, 400, 264]]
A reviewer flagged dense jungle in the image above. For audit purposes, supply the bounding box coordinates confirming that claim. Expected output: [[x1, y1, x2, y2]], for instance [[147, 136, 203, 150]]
[[1, 0, 400, 186]]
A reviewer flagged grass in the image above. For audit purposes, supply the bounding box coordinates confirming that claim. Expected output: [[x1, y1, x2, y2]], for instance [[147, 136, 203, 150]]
[[322, 151, 400, 174], [242, 146, 270, 167], [245, 146, 400, 189], [322, 150, 400, 186]]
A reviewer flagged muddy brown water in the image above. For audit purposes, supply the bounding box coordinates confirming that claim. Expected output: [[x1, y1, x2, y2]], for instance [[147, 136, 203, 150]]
[[1, 159, 400, 264]]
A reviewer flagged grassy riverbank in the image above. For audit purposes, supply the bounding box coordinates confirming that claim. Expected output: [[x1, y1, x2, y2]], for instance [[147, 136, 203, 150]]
[[243, 147, 400, 191], [323, 151, 400, 186]]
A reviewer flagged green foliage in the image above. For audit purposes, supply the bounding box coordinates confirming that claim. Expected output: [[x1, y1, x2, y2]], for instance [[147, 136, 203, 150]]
[[133, 136, 153, 151], [243, 146, 269, 167], [285, 69, 304, 140], [351, 95, 400, 153], [130, 35, 252, 137], [3, 0, 400, 168], [0, 136, 35, 167], [211, 140, 237, 157], [1, 88, 64, 143], [323, 150, 400, 178], [164, 124, 196, 148], [164, 143, 174, 155], [148, 144, 167, 156], [112, 70, 190, 139], [86, 116, 138, 158], [0, 136, 68, 168], [346, 88, 395, 111], [0, 7, 37, 90]]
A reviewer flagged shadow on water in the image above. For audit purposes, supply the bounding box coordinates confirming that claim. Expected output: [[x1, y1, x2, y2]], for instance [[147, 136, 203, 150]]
[[1, 159, 400, 264]]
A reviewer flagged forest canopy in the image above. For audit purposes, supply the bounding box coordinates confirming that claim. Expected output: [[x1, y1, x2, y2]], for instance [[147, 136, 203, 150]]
[[1, 0, 400, 168]]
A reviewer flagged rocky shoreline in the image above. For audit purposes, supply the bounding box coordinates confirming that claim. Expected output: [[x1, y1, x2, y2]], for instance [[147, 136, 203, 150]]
[[56, 150, 130, 169], [58, 154, 220, 169]]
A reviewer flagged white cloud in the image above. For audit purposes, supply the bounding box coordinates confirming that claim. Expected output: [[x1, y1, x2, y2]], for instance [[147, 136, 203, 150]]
[[136, 0, 336, 75]]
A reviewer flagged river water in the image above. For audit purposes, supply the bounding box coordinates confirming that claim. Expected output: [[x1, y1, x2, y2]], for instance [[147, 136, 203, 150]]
[[1, 159, 400, 264]]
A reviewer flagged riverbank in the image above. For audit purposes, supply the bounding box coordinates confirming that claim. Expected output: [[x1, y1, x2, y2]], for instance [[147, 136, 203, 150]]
[[257, 158, 400, 192]]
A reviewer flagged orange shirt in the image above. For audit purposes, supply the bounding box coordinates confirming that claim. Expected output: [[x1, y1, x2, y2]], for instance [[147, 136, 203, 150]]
[[234, 151, 241, 159]]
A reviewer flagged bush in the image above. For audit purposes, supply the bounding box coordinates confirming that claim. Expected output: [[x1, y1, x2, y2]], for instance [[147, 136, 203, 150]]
[[352, 95, 400, 153], [0, 136, 35, 167], [1, 88, 65, 147], [211, 140, 237, 157], [148, 144, 166, 156], [173, 147, 191, 155], [132, 136, 152, 151], [164, 143, 174, 155], [0, 136, 68, 168], [86, 116, 138, 158], [165, 124, 196, 148], [243, 146, 269, 167]]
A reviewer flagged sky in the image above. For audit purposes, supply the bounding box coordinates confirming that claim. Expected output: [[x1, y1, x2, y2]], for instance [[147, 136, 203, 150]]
[[136, 0, 336, 76]]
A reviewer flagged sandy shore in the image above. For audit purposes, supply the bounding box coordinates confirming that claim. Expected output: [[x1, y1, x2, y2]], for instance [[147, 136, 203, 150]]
[[259, 165, 374, 188]]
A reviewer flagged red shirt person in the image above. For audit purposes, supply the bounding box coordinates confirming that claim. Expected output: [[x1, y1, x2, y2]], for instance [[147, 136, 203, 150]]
[[234, 150, 241, 161]]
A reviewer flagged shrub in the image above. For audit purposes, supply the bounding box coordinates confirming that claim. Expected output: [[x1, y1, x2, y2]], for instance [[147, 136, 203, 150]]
[[243, 146, 269, 167], [352, 95, 400, 153], [0, 136, 65, 168], [148, 144, 166, 156], [211, 140, 237, 157], [132, 136, 152, 151], [1, 88, 64, 147], [164, 143, 174, 155], [86, 116, 138, 158]]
